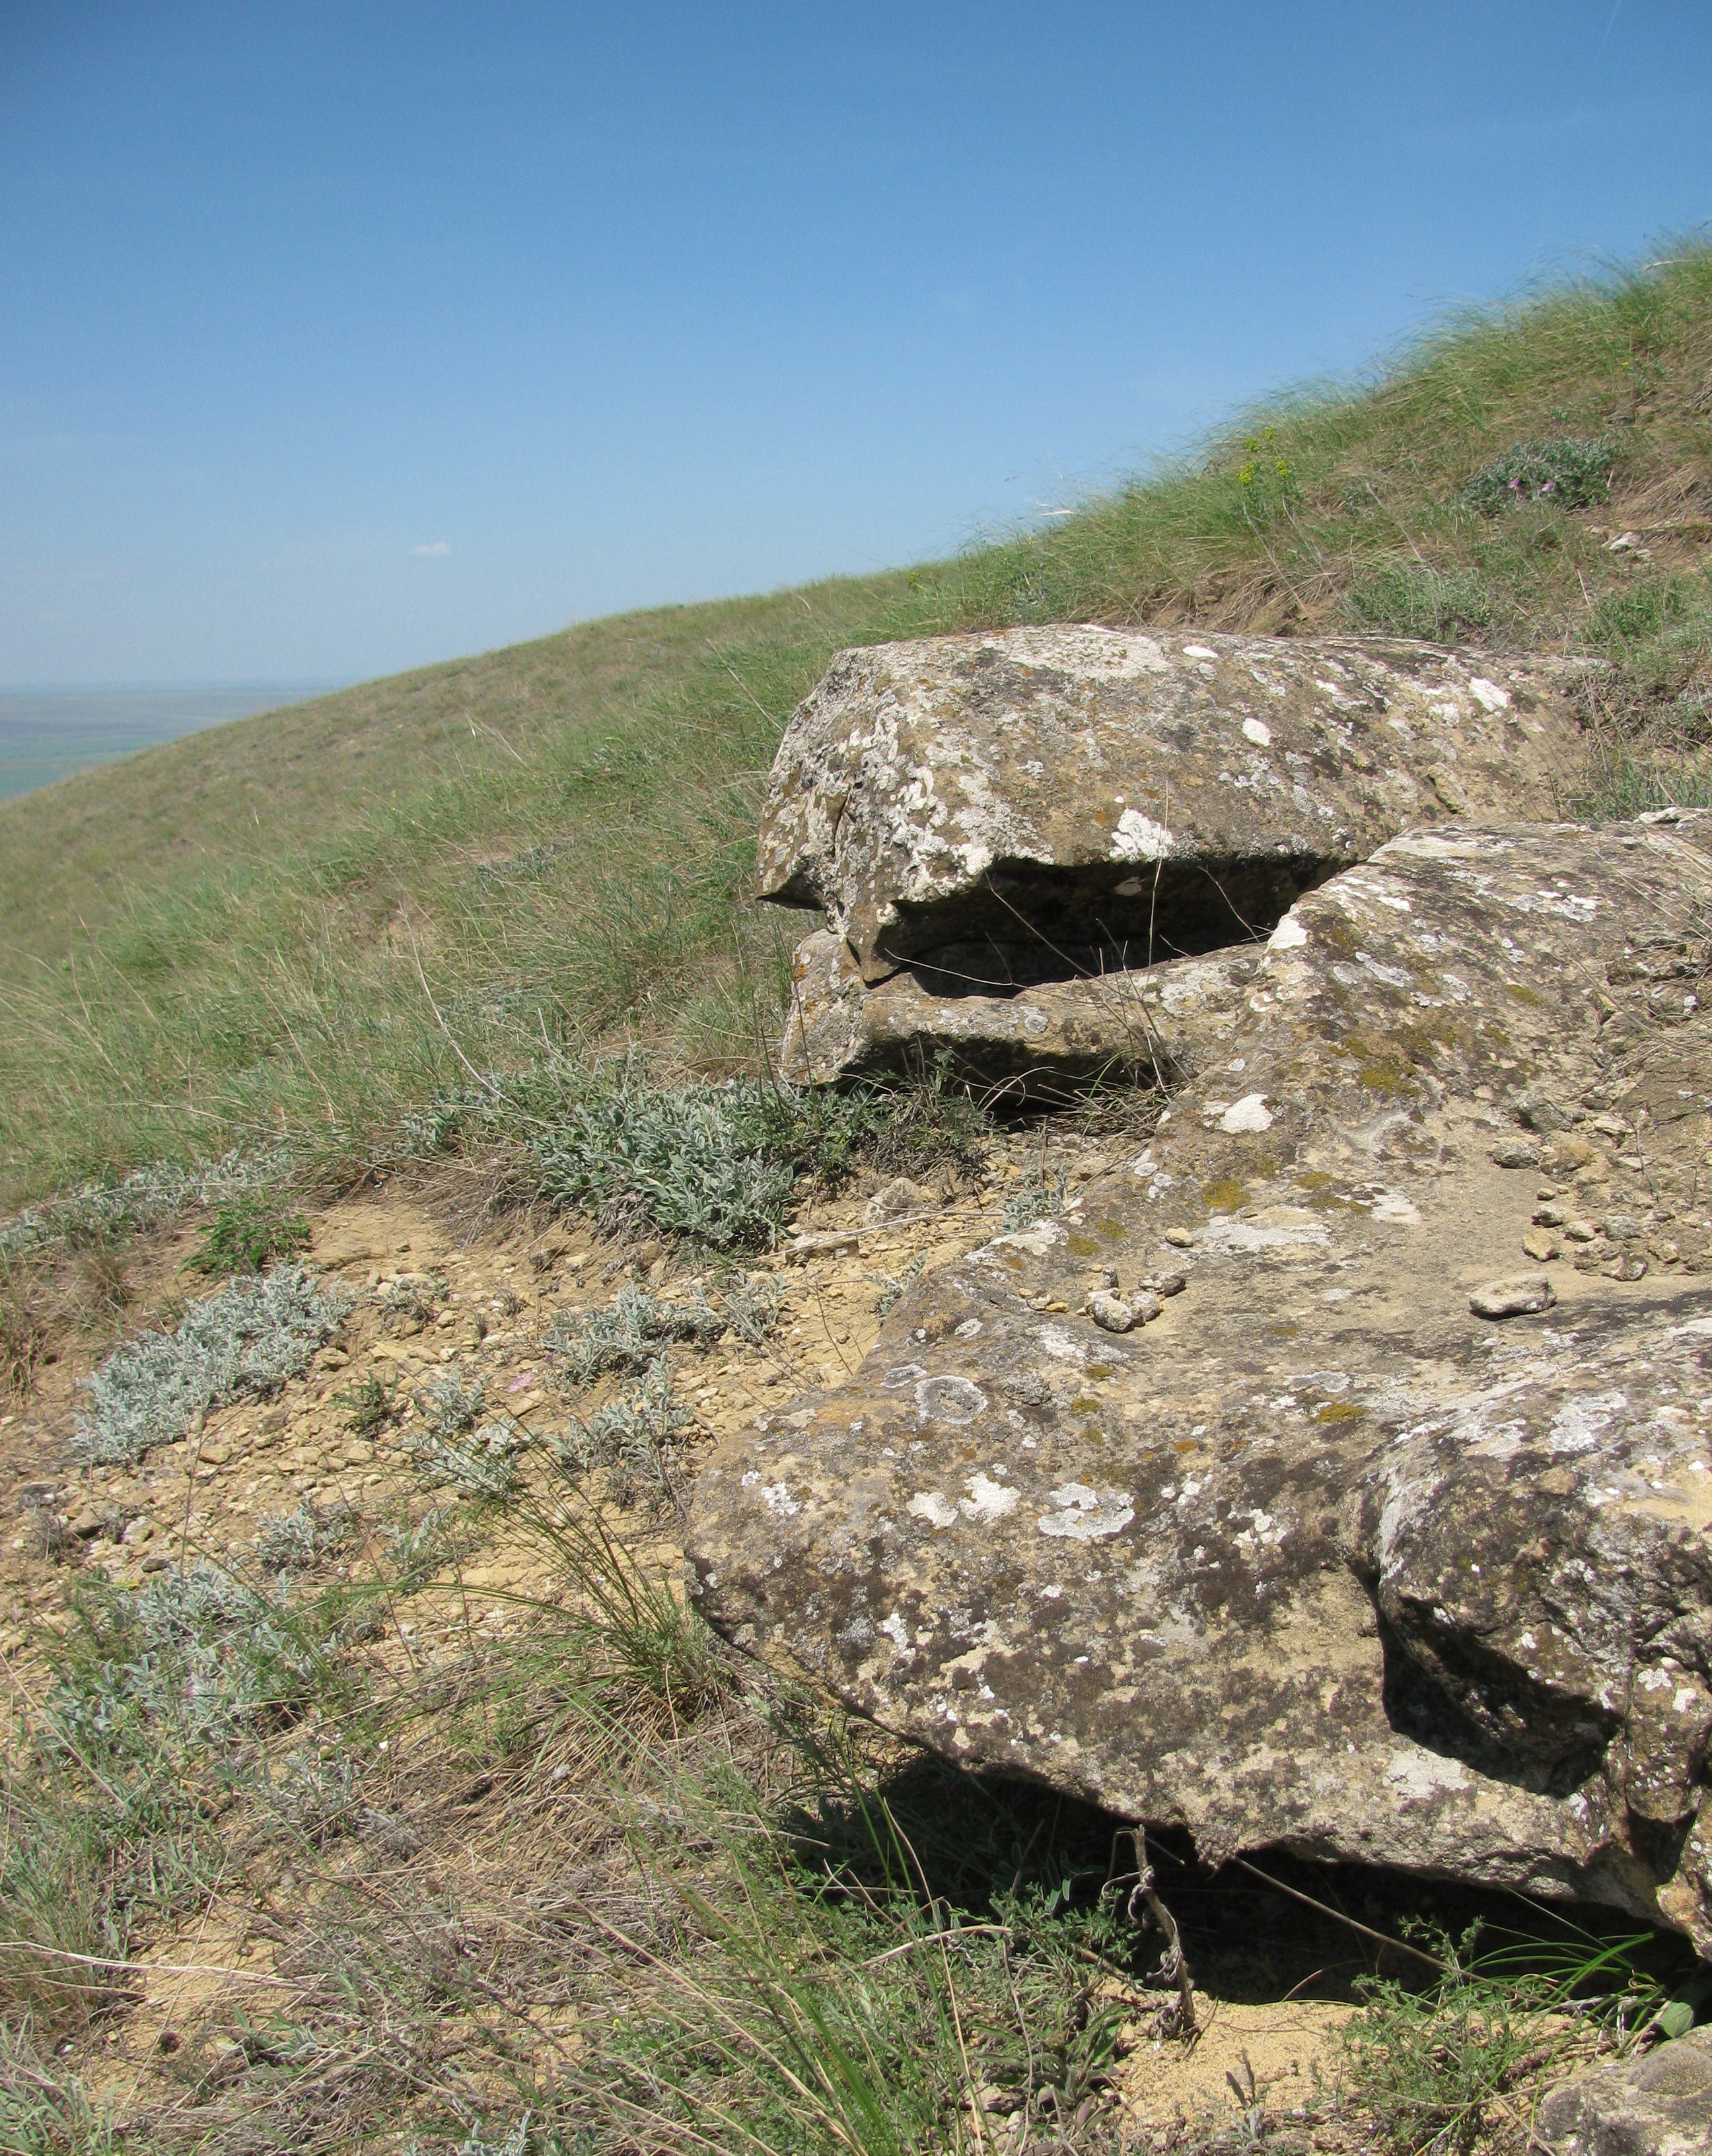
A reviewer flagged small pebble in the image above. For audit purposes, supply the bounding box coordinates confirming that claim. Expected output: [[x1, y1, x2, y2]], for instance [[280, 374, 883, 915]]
[[1087, 1292, 1136, 1334], [1532, 1206, 1564, 1228], [1564, 1219, 1598, 1243], [1490, 1142, 1540, 1169], [1470, 1274, 1556, 1320], [1521, 1229, 1559, 1262], [1162, 1228, 1194, 1249]]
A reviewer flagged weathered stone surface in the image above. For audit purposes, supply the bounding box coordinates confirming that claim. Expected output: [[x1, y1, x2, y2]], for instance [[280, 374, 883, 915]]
[[779, 926, 1258, 1095], [1534, 2029, 1712, 2155], [756, 626, 1587, 983], [691, 817, 1712, 1949]]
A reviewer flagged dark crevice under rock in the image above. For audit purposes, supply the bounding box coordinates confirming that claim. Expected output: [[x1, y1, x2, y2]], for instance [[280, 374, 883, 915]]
[[853, 852, 1342, 988]]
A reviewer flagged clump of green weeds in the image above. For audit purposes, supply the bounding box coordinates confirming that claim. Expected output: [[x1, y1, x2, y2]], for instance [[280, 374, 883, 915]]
[[1460, 435, 1617, 512], [1587, 570, 1712, 701], [338, 1367, 403, 1440], [1340, 1917, 1683, 2155], [0, 1251, 51, 1399], [0, 2026, 118, 2153], [184, 1191, 312, 1277], [71, 1265, 352, 1465]]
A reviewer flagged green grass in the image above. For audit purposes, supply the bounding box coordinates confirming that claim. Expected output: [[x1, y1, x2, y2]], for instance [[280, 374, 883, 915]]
[[7, 244, 1712, 1211]]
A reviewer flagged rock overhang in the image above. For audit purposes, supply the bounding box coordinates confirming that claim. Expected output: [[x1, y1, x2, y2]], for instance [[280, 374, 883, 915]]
[[756, 624, 1590, 985]]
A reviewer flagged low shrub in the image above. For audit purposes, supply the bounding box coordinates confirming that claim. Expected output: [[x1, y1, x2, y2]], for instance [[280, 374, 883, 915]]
[[1003, 1167, 1069, 1232], [530, 1064, 987, 1253], [403, 1375, 528, 1498], [72, 1265, 353, 1465], [256, 1498, 363, 1573], [531, 1078, 799, 1251], [0, 1148, 287, 1261], [548, 1282, 730, 1383], [1460, 435, 1616, 512]]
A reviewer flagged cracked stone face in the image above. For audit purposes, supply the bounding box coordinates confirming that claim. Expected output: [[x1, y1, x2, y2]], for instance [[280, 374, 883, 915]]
[[692, 815, 1712, 1953], [755, 625, 1590, 984]]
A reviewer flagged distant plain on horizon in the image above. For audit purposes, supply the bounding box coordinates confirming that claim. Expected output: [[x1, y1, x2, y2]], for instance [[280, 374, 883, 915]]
[[0, 685, 341, 803]]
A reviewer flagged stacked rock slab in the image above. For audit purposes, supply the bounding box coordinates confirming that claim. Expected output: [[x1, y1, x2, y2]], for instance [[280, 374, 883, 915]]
[[780, 928, 1260, 1097], [763, 624, 1588, 1089], [692, 813, 1712, 1953]]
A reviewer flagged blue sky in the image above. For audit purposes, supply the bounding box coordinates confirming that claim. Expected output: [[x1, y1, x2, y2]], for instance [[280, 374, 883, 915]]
[[3, 1, 1709, 686]]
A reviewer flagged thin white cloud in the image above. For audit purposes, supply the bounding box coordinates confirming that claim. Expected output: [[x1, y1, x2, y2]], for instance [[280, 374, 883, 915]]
[[410, 540, 451, 557]]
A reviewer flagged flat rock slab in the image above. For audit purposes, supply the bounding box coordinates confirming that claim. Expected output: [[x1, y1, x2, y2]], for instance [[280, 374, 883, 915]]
[[1535, 2030, 1712, 2156], [756, 627, 1587, 982], [779, 927, 1256, 1095], [691, 817, 1712, 1951]]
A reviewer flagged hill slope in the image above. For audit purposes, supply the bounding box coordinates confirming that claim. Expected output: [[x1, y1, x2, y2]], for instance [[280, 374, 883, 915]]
[[5, 248, 1712, 1207]]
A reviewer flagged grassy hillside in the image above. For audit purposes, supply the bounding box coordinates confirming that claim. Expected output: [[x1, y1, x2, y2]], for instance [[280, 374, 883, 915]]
[[6, 246, 1712, 1209]]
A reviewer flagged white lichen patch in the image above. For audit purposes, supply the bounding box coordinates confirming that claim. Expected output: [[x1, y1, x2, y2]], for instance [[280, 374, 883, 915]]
[[1199, 1215, 1332, 1254], [1384, 1746, 1472, 1801], [1219, 1094, 1273, 1133], [1112, 808, 1175, 862], [1242, 717, 1273, 748], [1268, 915, 1308, 952], [908, 1490, 958, 1530], [960, 1473, 1020, 1523], [1038, 1482, 1135, 1541], [915, 1374, 988, 1424]]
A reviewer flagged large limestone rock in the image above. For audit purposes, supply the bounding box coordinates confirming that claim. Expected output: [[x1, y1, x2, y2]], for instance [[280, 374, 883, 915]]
[[692, 814, 1712, 1951], [756, 626, 1587, 983], [779, 927, 1256, 1097]]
